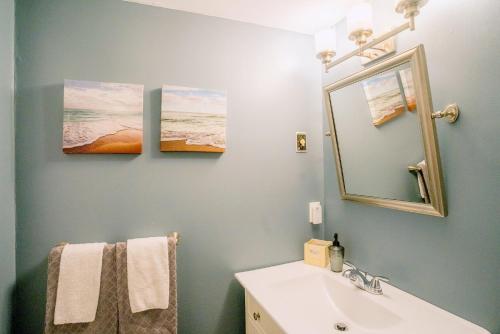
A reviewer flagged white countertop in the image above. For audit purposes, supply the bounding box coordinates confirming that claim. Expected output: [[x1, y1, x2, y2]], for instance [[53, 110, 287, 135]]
[[236, 261, 490, 334]]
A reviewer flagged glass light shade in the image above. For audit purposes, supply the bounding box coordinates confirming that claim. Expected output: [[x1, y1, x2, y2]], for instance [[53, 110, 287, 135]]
[[347, 2, 374, 34], [314, 28, 336, 54]]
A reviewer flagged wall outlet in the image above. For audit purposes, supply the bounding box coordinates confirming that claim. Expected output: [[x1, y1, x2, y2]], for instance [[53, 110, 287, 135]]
[[309, 202, 322, 224]]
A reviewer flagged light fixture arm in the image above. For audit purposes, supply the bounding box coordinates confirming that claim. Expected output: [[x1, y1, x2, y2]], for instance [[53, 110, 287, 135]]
[[396, 0, 428, 31], [325, 22, 410, 72], [320, 0, 428, 73], [409, 16, 416, 31], [316, 50, 336, 72]]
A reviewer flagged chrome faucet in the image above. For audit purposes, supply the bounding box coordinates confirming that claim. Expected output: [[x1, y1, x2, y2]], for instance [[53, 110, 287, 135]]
[[342, 261, 389, 295]]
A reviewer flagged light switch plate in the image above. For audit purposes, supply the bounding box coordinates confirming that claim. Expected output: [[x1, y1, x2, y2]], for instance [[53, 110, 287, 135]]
[[296, 132, 307, 152]]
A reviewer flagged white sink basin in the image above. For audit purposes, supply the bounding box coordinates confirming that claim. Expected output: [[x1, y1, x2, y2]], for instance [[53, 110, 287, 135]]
[[235, 261, 490, 334]]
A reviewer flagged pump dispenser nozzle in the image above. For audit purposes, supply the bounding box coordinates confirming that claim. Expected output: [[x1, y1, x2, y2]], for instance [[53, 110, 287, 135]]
[[333, 233, 340, 246]]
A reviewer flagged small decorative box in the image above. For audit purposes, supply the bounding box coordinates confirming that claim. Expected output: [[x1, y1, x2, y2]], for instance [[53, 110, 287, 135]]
[[304, 239, 333, 268]]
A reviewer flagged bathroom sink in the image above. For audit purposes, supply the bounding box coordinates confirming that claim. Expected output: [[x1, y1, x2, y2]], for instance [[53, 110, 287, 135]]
[[235, 261, 490, 334]]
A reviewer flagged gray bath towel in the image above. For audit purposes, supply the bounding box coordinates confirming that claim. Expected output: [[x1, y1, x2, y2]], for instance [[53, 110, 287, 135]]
[[116, 237, 177, 334], [44, 243, 118, 334]]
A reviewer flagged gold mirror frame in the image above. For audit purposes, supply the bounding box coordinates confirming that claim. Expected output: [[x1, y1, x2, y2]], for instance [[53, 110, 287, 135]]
[[324, 45, 447, 217]]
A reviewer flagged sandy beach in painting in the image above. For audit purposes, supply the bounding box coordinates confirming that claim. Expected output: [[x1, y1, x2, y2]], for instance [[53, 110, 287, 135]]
[[63, 80, 143, 154], [367, 89, 405, 126], [161, 85, 226, 152], [63, 129, 142, 153], [160, 139, 224, 152]]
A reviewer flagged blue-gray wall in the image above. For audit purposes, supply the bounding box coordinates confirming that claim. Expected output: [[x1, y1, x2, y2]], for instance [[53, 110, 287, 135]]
[[0, 0, 16, 333], [323, 1, 500, 333], [14, 0, 322, 332]]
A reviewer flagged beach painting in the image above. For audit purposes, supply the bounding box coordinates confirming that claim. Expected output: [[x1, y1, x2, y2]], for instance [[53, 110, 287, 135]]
[[362, 71, 405, 126], [63, 80, 144, 154], [161, 85, 227, 153], [399, 67, 417, 112]]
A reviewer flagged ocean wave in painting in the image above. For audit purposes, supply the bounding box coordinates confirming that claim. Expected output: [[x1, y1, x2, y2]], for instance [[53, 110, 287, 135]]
[[366, 89, 403, 119], [161, 111, 226, 148], [63, 109, 142, 148], [362, 70, 405, 124]]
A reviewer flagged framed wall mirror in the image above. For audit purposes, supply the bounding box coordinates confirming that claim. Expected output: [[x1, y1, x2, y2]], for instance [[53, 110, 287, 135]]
[[324, 45, 447, 217]]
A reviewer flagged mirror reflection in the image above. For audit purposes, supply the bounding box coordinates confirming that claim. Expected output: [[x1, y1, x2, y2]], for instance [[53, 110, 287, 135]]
[[330, 61, 430, 203]]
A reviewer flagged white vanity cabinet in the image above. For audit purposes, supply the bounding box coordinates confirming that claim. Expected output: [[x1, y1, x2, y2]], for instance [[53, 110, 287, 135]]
[[245, 291, 285, 334], [236, 261, 491, 334]]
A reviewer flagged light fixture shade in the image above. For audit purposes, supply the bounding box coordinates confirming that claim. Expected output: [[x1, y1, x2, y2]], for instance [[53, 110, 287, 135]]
[[347, 2, 374, 34], [314, 28, 336, 54]]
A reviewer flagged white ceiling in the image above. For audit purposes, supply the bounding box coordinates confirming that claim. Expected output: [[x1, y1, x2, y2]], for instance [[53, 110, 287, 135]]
[[124, 0, 361, 35]]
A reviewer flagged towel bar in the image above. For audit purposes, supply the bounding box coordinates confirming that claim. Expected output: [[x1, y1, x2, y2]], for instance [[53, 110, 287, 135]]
[[56, 232, 180, 248], [167, 232, 180, 246], [408, 165, 422, 174]]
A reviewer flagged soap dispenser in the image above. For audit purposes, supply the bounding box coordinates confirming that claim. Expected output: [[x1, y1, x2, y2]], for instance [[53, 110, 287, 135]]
[[330, 233, 344, 272]]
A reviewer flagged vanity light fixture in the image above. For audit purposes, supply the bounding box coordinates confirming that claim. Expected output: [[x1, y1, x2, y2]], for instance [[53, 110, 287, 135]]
[[315, 28, 337, 70], [316, 0, 429, 72], [347, 3, 374, 47]]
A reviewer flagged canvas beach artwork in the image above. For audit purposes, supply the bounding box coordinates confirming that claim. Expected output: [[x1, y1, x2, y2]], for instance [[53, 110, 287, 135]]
[[63, 80, 144, 154], [362, 71, 406, 126], [161, 85, 227, 153], [399, 67, 417, 112]]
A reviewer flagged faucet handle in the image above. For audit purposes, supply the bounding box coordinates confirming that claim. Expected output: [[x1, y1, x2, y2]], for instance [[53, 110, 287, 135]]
[[342, 268, 354, 278], [371, 276, 389, 282], [369, 276, 389, 294], [343, 261, 357, 270], [342, 261, 357, 278]]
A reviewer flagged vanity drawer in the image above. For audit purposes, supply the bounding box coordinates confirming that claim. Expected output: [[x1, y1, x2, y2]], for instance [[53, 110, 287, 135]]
[[245, 291, 284, 334]]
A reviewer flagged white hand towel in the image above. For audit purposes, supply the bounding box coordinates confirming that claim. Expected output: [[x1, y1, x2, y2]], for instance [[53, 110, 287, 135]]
[[54, 243, 106, 325], [417, 160, 430, 203], [127, 237, 170, 313], [417, 171, 426, 197]]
